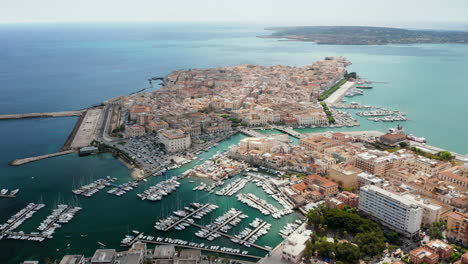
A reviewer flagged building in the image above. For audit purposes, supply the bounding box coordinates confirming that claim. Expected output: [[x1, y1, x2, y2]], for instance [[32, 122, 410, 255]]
[[359, 185, 423, 236], [59, 255, 85, 264], [303, 174, 339, 197], [282, 231, 311, 263], [354, 150, 398, 176], [91, 249, 116, 264], [439, 166, 468, 189], [125, 124, 146, 138], [130, 105, 151, 121], [461, 251, 468, 264], [239, 137, 280, 154], [178, 249, 202, 264], [158, 129, 191, 153], [409, 247, 439, 264], [299, 136, 340, 152], [114, 252, 144, 264], [152, 245, 176, 264], [357, 172, 384, 189], [425, 239, 454, 260], [380, 132, 406, 146], [328, 164, 362, 189], [336, 191, 359, 208], [326, 197, 344, 209], [401, 194, 441, 227], [446, 211, 468, 245]]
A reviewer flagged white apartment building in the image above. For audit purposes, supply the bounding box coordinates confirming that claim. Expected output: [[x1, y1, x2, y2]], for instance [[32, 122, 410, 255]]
[[158, 129, 191, 153], [359, 185, 423, 237], [402, 194, 442, 227]]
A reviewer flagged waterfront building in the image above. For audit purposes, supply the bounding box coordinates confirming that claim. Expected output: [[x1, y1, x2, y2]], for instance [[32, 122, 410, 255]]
[[445, 211, 468, 245], [328, 164, 362, 189], [409, 247, 439, 264], [359, 185, 423, 236], [59, 255, 85, 264], [239, 137, 280, 153], [425, 239, 454, 260], [380, 132, 406, 146], [282, 231, 312, 263], [91, 249, 116, 264], [152, 245, 176, 263], [158, 129, 191, 153], [179, 249, 202, 263]]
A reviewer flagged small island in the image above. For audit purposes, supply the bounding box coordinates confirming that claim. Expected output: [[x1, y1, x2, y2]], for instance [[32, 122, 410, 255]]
[[260, 26, 468, 45]]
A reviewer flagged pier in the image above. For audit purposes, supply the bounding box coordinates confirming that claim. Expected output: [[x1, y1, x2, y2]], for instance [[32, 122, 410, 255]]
[[0, 194, 17, 198], [136, 239, 263, 260], [188, 222, 271, 252], [0, 110, 84, 120], [237, 193, 278, 215], [198, 210, 243, 239], [0, 203, 44, 237], [9, 150, 75, 166], [238, 221, 268, 246], [162, 204, 212, 231]]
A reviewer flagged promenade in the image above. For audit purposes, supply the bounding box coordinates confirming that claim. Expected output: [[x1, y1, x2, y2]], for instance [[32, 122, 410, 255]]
[[324, 81, 355, 104]]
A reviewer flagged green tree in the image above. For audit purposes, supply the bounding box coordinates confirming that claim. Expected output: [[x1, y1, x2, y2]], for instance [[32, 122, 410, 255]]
[[399, 142, 408, 148]]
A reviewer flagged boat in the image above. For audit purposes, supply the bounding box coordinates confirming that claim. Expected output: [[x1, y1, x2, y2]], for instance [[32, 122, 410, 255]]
[[407, 134, 427, 144], [97, 241, 106, 247], [1, 189, 8, 195]]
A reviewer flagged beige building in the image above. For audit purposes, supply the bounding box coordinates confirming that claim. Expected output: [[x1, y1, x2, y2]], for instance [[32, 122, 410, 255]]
[[402, 194, 442, 227], [439, 166, 468, 189], [239, 137, 279, 154], [125, 124, 146, 138], [300, 136, 340, 152], [354, 150, 399, 176], [328, 164, 362, 189], [158, 129, 191, 153]]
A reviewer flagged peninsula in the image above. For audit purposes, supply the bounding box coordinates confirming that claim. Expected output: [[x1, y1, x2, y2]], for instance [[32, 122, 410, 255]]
[[261, 26, 468, 45]]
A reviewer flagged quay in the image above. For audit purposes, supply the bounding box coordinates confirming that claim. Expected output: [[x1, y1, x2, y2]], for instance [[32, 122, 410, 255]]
[[0, 110, 85, 120], [9, 150, 75, 166], [162, 204, 212, 231], [188, 222, 271, 252], [136, 239, 263, 260]]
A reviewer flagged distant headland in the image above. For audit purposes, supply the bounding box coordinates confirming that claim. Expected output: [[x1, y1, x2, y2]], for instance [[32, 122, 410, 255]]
[[260, 26, 468, 45]]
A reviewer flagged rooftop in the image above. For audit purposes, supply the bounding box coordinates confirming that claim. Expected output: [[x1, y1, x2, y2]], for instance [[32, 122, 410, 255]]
[[91, 249, 116, 263]]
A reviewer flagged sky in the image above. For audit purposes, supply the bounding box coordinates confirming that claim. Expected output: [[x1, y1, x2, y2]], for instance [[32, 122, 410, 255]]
[[2, 0, 468, 28]]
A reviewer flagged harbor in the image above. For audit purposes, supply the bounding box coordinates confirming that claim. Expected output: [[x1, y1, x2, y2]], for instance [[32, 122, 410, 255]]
[[0, 188, 19, 198], [72, 176, 118, 197]]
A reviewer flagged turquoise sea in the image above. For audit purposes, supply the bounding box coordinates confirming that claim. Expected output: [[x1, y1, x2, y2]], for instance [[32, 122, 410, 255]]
[[0, 23, 468, 263]]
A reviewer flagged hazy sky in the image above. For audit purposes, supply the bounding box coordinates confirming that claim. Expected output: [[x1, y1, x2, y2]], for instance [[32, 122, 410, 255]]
[[2, 0, 468, 26]]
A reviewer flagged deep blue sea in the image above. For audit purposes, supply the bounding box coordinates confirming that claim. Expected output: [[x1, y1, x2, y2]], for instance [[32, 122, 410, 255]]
[[0, 22, 467, 263]]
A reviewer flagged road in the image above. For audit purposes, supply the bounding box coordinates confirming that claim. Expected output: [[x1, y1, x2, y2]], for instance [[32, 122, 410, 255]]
[[324, 81, 355, 104]]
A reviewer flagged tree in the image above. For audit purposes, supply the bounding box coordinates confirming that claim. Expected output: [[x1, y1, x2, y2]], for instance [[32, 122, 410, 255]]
[[355, 232, 386, 257], [439, 151, 453, 160], [399, 142, 408, 148]]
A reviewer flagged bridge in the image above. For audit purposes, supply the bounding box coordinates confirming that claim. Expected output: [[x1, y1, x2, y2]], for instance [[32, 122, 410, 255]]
[[272, 126, 306, 139], [238, 129, 266, 138]]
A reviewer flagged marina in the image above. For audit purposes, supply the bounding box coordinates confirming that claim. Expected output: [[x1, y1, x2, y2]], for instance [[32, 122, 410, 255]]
[[137, 177, 180, 201], [232, 218, 271, 248], [194, 208, 246, 241], [215, 176, 252, 196], [236, 193, 286, 219], [0, 203, 45, 240], [107, 181, 139, 196], [0, 188, 19, 198], [72, 176, 118, 197], [154, 203, 218, 232]]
